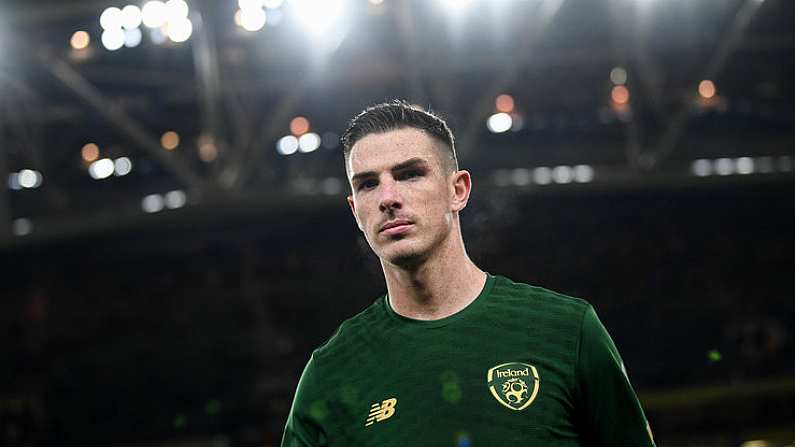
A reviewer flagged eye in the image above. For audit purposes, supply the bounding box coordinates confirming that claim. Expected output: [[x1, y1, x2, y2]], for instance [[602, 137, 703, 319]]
[[358, 179, 377, 191], [399, 170, 423, 180]]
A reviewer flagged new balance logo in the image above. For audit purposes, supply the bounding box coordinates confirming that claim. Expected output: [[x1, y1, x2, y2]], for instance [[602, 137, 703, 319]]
[[365, 397, 397, 427]]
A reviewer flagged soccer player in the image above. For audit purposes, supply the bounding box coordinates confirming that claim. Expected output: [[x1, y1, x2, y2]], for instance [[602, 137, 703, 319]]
[[281, 100, 655, 446]]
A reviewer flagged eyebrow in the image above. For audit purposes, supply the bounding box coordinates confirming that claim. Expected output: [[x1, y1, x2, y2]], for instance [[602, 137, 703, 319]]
[[350, 158, 429, 186]]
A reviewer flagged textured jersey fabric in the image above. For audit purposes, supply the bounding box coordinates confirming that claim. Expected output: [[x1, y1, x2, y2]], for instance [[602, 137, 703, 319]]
[[282, 274, 655, 446]]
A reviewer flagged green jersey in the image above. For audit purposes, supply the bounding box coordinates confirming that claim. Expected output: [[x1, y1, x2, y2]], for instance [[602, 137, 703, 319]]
[[282, 274, 655, 446]]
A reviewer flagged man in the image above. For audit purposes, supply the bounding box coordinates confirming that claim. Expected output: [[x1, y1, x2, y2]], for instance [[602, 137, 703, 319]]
[[281, 100, 655, 446]]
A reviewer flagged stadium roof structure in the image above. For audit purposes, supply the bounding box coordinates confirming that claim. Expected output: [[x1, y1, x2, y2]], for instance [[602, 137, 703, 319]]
[[1, 0, 794, 247]]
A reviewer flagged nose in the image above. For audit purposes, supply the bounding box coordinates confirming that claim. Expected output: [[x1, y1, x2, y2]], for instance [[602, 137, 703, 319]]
[[378, 178, 402, 213]]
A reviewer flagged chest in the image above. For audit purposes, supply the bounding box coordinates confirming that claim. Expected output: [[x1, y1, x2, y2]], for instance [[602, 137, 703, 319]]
[[322, 328, 580, 446]]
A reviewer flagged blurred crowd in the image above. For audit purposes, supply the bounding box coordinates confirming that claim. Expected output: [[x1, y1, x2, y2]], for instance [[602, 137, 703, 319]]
[[2, 183, 793, 445]]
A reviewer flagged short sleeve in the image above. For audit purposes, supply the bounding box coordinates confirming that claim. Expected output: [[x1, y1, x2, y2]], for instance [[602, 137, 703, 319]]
[[281, 353, 329, 447], [574, 305, 655, 447]]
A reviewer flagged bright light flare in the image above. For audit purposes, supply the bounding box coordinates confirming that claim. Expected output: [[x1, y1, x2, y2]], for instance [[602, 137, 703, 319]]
[[142, 1, 168, 28], [495, 94, 514, 113], [161, 131, 180, 150], [101, 28, 125, 51], [165, 0, 189, 21], [714, 158, 734, 176], [125, 28, 143, 47], [699, 80, 716, 99], [610, 67, 627, 85], [691, 159, 711, 177], [277, 135, 299, 155], [18, 169, 43, 188], [240, 7, 267, 31], [299, 132, 321, 153], [511, 168, 531, 186], [114, 157, 133, 176], [121, 5, 143, 29], [291, 0, 348, 34], [7, 173, 21, 190], [533, 167, 552, 185], [573, 165, 594, 183], [164, 190, 187, 209], [552, 166, 573, 184], [89, 158, 115, 179], [142, 194, 165, 213], [437, 0, 473, 12], [290, 116, 310, 136], [486, 113, 512, 133], [167, 17, 193, 42], [611, 86, 630, 105], [100, 7, 123, 30], [239, 0, 264, 10], [70, 31, 91, 50]]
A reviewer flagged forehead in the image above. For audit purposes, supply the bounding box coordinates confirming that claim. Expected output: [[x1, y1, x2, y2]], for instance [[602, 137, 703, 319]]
[[347, 127, 444, 176]]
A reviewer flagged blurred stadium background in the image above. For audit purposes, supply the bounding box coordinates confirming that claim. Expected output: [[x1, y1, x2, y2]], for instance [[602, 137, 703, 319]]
[[1, 0, 794, 445]]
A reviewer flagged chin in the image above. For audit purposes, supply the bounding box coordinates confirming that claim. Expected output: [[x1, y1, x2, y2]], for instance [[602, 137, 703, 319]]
[[379, 241, 430, 269]]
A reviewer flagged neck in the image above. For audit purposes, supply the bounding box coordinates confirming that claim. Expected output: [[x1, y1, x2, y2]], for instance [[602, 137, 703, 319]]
[[381, 226, 487, 321]]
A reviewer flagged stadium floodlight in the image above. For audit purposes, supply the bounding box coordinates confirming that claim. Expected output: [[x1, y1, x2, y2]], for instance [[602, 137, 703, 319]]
[[149, 27, 168, 44], [142, 194, 165, 213], [291, 0, 349, 35], [12, 218, 32, 236], [165, 0, 189, 21], [495, 94, 515, 113], [277, 135, 299, 155], [124, 28, 143, 47], [610, 67, 627, 85], [533, 167, 552, 185], [736, 157, 754, 175], [101, 28, 125, 50], [698, 80, 716, 99], [263, 0, 284, 8], [573, 165, 594, 183], [100, 7, 123, 30], [18, 169, 42, 189], [436, 0, 473, 12], [511, 168, 531, 186], [164, 190, 187, 209], [89, 158, 115, 179], [298, 132, 321, 153], [70, 31, 91, 50], [114, 157, 133, 176], [714, 158, 734, 176], [691, 159, 712, 177], [142, 1, 167, 28], [121, 5, 143, 29], [167, 17, 193, 42], [552, 166, 573, 184], [7, 173, 22, 190], [486, 112, 512, 133], [239, 0, 264, 10], [240, 7, 267, 31]]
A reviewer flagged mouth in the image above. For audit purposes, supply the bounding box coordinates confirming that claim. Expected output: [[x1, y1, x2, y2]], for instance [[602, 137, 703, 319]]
[[380, 219, 413, 235]]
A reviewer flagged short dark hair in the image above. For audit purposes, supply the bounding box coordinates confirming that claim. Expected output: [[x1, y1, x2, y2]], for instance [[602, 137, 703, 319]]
[[341, 100, 458, 174]]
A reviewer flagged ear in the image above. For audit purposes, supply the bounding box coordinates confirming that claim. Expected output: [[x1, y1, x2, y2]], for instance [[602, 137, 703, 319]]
[[347, 195, 364, 231], [449, 169, 472, 213]]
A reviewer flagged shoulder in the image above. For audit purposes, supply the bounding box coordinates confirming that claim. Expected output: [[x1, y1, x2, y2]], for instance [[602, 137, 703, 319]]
[[490, 274, 592, 319], [311, 296, 387, 362]]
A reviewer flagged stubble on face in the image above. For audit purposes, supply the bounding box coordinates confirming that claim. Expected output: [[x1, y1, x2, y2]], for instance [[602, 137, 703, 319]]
[[346, 128, 455, 269]]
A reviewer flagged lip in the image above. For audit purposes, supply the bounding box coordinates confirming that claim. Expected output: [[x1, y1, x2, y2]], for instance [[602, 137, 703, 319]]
[[380, 219, 413, 234]]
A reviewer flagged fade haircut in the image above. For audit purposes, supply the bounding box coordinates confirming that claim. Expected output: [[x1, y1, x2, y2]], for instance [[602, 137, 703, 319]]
[[341, 100, 459, 175]]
